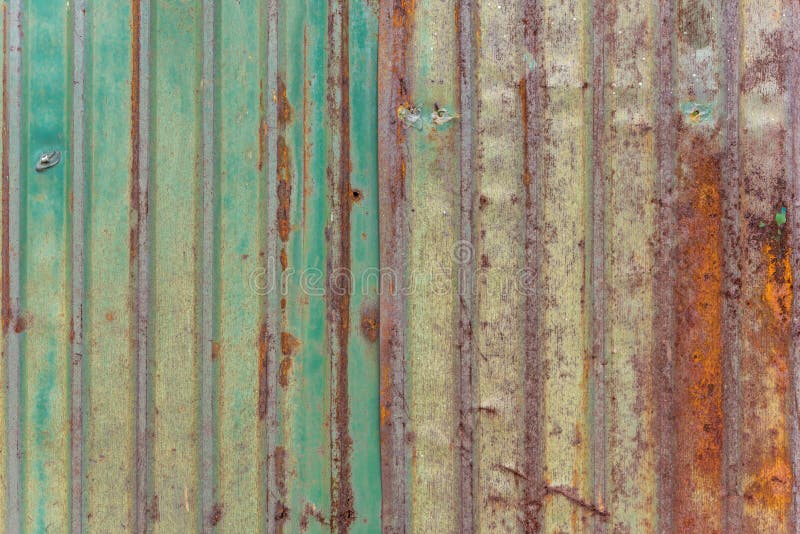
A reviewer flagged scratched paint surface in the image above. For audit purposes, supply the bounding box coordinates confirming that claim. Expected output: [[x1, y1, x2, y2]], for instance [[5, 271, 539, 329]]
[[3, 0, 800, 533]]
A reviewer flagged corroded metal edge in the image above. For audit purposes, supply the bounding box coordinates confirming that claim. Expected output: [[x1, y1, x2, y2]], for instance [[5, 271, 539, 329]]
[[377, 0, 411, 531]]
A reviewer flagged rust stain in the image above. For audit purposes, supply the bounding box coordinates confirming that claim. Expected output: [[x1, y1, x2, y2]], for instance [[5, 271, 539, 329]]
[[208, 503, 223, 526], [274, 445, 287, 503], [279, 247, 288, 271], [1, 3, 10, 335], [257, 322, 269, 420], [258, 79, 267, 171], [211, 340, 221, 361], [105, 311, 115, 322], [129, 0, 142, 266], [329, 3, 355, 529], [518, 78, 530, 187], [744, 453, 792, 512], [281, 331, 300, 355], [148, 495, 160, 522], [359, 300, 379, 342], [278, 356, 292, 388], [276, 77, 293, 243], [674, 137, 724, 531], [13, 315, 26, 334]]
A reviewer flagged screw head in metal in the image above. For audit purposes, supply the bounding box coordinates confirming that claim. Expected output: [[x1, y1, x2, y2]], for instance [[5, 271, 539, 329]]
[[35, 150, 61, 172]]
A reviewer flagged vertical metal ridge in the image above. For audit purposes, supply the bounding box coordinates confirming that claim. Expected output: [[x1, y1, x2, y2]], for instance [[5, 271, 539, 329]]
[[264, 0, 280, 529], [4, 0, 21, 530], [133, 0, 152, 530], [785, 1, 800, 529], [327, 0, 354, 531], [377, 0, 411, 530], [653, 0, 676, 531], [456, 0, 474, 531], [590, 0, 607, 526], [720, 0, 742, 531], [200, 0, 216, 530], [70, 0, 87, 531], [521, 0, 545, 530]]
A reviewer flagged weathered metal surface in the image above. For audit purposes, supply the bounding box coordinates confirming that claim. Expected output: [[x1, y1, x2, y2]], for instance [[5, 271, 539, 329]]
[[379, 0, 800, 533], [1, 0, 381, 532], [3, 0, 800, 533]]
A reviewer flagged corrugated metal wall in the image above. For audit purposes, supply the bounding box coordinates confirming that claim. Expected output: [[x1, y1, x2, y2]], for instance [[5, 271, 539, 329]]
[[1, 0, 799, 533]]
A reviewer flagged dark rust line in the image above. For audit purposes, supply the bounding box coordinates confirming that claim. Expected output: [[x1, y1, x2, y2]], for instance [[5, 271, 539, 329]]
[[377, 0, 414, 532], [590, 0, 607, 530], [520, 0, 545, 529], [456, 0, 474, 531], [328, 0, 354, 531], [653, 0, 677, 531], [720, 0, 743, 531]]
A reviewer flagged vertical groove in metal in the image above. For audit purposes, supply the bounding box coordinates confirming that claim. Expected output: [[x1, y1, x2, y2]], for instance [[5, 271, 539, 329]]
[[4, 0, 21, 530], [327, 0, 354, 530], [377, 0, 409, 530], [200, 0, 215, 530], [788, 0, 800, 529], [721, 0, 742, 530], [133, 0, 151, 530], [654, 0, 676, 531], [457, 0, 474, 531], [70, 0, 87, 530], [521, 0, 544, 530], [590, 0, 607, 525], [264, 0, 280, 529]]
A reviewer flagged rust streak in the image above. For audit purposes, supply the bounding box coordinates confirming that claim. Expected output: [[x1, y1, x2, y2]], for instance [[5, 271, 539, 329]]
[[257, 321, 270, 420], [1, 3, 9, 334], [329, 0, 355, 529], [276, 77, 293, 243], [359, 300, 379, 342], [674, 139, 724, 532]]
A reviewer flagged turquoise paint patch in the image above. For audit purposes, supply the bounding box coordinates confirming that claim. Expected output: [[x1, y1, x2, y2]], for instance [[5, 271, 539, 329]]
[[680, 101, 713, 124]]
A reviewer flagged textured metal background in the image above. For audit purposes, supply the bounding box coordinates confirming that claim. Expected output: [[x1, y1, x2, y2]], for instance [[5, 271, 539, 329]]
[[2, 0, 800, 533]]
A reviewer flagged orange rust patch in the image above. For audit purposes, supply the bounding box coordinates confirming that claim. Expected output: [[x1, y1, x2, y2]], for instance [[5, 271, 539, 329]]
[[674, 138, 724, 530], [13, 316, 27, 334], [211, 341, 221, 361], [105, 311, 115, 322], [281, 331, 300, 356], [280, 247, 288, 271], [744, 454, 792, 512], [276, 77, 293, 243]]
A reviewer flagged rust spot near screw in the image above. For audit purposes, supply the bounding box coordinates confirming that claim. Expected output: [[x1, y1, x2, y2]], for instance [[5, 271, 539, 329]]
[[13, 316, 27, 334], [359, 300, 379, 342]]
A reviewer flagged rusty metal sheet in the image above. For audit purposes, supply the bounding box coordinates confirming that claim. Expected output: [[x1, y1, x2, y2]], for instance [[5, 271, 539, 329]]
[[2, 0, 800, 533], [379, 0, 800, 533]]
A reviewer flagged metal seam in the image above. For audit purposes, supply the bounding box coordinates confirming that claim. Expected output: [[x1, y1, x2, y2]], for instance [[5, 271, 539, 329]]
[[5, 0, 21, 530], [784, 1, 800, 530], [720, 0, 742, 531], [590, 0, 607, 527], [654, 0, 676, 531], [70, 0, 87, 531], [200, 0, 216, 530], [264, 0, 280, 529], [134, 0, 152, 530], [521, 0, 545, 530], [457, 0, 474, 531], [377, 0, 410, 529]]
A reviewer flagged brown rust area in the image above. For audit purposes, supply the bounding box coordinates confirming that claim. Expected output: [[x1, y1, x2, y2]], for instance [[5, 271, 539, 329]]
[[257, 322, 269, 420], [281, 331, 300, 355], [359, 300, 379, 342], [276, 77, 293, 243], [258, 79, 268, 171], [673, 136, 724, 531], [1, 4, 9, 334], [328, 1, 355, 530], [208, 503, 223, 527]]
